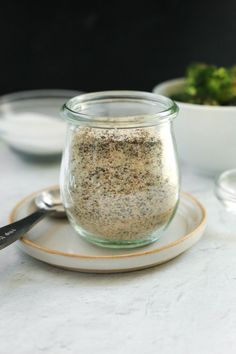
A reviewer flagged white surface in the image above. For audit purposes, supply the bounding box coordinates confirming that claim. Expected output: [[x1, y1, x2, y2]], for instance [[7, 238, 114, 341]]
[[1, 142, 236, 353], [153, 78, 236, 173], [15, 191, 206, 272]]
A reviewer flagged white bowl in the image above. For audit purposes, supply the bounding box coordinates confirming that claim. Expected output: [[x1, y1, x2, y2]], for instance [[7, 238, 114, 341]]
[[153, 78, 236, 174]]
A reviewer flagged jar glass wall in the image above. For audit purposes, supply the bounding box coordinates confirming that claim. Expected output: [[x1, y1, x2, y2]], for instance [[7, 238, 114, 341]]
[[60, 91, 180, 248]]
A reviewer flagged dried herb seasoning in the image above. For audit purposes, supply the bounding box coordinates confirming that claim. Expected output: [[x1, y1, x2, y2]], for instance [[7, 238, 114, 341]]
[[65, 126, 179, 243]]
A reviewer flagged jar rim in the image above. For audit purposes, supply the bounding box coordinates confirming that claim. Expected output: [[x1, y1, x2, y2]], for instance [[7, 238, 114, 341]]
[[62, 90, 179, 128]]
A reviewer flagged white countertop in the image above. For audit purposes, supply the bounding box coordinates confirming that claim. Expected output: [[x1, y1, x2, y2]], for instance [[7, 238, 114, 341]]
[[1, 143, 236, 354]]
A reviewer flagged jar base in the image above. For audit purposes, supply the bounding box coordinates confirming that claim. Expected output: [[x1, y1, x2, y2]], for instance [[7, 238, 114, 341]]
[[74, 225, 162, 249]]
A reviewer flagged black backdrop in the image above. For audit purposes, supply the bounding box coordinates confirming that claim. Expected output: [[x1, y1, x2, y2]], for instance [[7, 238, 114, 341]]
[[1, 1, 236, 94]]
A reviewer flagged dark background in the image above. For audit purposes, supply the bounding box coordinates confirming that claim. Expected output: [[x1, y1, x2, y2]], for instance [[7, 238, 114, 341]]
[[0, 1, 236, 94]]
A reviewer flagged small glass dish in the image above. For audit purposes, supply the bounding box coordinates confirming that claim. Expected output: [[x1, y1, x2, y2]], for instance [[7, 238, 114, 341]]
[[0, 89, 81, 158], [215, 168, 236, 212]]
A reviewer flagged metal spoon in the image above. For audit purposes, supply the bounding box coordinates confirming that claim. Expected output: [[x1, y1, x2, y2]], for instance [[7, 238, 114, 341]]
[[0, 188, 65, 250]]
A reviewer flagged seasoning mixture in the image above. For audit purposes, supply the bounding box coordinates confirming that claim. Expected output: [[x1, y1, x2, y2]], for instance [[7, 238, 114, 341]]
[[64, 126, 179, 242]]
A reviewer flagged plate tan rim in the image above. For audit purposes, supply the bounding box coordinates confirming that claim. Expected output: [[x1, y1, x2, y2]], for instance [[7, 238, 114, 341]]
[[9, 186, 207, 260]]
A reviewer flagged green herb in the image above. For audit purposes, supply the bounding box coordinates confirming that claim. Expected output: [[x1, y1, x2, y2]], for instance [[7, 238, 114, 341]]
[[171, 63, 236, 105]]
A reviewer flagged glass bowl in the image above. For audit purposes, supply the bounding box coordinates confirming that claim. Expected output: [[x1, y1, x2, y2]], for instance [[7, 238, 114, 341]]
[[0, 89, 81, 158], [215, 168, 236, 212]]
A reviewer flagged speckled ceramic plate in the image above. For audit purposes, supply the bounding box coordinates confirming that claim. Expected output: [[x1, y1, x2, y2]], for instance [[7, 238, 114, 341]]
[[9, 188, 206, 273]]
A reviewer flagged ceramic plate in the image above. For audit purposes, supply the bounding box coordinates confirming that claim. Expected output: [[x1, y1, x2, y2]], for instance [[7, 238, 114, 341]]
[[9, 188, 206, 273]]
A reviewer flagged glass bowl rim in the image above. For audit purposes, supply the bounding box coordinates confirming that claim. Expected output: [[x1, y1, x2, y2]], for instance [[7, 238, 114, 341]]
[[0, 89, 82, 104]]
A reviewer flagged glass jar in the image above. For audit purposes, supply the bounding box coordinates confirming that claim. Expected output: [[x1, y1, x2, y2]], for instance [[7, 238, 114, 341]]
[[60, 91, 180, 248]]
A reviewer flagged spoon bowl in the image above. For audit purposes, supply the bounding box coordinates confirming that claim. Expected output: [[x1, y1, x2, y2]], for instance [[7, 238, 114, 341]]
[[35, 189, 65, 216]]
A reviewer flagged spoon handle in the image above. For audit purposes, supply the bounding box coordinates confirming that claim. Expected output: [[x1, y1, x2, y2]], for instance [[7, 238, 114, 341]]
[[0, 209, 48, 250]]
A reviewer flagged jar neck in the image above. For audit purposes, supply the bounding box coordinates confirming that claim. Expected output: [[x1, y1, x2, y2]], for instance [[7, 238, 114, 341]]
[[62, 91, 179, 128]]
